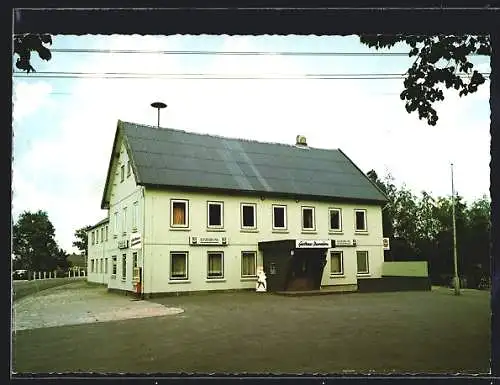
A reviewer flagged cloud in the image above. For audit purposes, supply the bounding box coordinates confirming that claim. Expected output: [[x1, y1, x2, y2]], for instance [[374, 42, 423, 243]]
[[12, 81, 53, 123]]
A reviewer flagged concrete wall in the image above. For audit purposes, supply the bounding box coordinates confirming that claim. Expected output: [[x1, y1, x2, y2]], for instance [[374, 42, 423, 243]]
[[142, 187, 385, 294], [382, 261, 429, 277]]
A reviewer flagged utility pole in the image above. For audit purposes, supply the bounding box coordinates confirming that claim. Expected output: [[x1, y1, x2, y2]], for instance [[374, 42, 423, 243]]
[[451, 162, 460, 296]]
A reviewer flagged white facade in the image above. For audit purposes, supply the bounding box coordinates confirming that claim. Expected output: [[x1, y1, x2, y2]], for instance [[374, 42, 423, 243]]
[[88, 131, 386, 296]]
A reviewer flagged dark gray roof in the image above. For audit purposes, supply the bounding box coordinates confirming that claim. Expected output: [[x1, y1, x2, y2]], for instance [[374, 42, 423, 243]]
[[103, 120, 387, 206], [88, 217, 109, 231]]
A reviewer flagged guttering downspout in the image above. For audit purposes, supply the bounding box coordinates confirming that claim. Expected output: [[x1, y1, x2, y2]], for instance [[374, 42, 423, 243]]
[[141, 186, 146, 299]]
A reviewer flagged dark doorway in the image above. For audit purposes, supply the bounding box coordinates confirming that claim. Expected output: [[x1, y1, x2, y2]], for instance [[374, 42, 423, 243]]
[[286, 249, 326, 291]]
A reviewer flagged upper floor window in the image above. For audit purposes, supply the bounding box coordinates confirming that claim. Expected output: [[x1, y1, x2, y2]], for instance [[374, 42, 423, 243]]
[[127, 160, 131, 177], [96, 230, 99, 244], [329, 208, 342, 232], [105, 225, 109, 241], [355, 209, 368, 232], [272, 205, 287, 230], [122, 207, 127, 235], [120, 165, 125, 182], [113, 212, 119, 237], [100, 227, 104, 243], [171, 199, 189, 228], [91, 231, 95, 245], [241, 203, 257, 230], [132, 201, 139, 231], [207, 201, 224, 229], [301, 206, 316, 231]]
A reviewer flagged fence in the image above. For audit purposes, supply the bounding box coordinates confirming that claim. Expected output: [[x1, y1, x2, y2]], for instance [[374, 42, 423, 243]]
[[13, 269, 87, 280]]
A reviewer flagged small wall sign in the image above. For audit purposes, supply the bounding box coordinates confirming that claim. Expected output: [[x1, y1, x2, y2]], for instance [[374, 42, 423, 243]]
[[118, 240, 129, 249], [130, 233, 142, 249], [383, 237, 390, 250], [295, 239, 333, 249], [333, 239, 357, 247], [190, 236, 228, 246]]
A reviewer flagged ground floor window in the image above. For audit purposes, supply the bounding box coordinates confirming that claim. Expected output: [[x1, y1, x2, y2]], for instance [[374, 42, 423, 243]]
[[91, 259, 95, 273], [241, 251, 257, 277], [330, 251, 343, 275], [105, 258, 108, 274], [207, 252, 224, 279], [100, 258, 103, 274], [122, 254, 127, 280], [356, 251, 369, 274], [170, 252, 188, 280], [112, 256, 117, 275], [133, 252, 138, 268]]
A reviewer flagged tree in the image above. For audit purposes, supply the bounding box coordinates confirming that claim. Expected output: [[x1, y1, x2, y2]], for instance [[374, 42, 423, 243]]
[[13, 210, 60, 271], [13, 33, 53, 73], [359, 34, 490, 126], [73, 225, 92, 255]]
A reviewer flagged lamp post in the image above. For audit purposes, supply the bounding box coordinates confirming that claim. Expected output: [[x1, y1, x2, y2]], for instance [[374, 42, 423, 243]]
[[451, 162, 460, 296], [151, 102, 167, 127]]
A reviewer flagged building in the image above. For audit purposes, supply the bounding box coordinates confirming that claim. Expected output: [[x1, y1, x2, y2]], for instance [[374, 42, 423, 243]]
[[87, 120, 389, 297]]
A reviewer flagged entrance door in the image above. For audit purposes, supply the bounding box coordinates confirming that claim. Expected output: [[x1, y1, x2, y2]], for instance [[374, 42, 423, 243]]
[[286, 250, 318, 291]]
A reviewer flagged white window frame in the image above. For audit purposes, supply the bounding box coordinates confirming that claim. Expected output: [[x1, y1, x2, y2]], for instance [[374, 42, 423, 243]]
[[132, 201, 138, 231], [170, 252, 188, 280], [122, 254, 127, 281], [272, 205, 287, 230], [207, 251, 224, 279], [122, 207, 127, 235], [330, 251, 344, 276], [207, 201, 224, 229], [241, 251, 257, 278], [113, 212, 119, 238], [328, 208, 342, 232], [301, 206, 316, 231], [170, 199, 189, 228], [240, 203, 257, 230], [356, 250, 370, 275], [355, 209, 368, 232]]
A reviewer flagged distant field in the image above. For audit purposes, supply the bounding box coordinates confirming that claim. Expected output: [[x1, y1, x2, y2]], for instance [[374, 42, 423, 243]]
[[12, 278, 85, 302]]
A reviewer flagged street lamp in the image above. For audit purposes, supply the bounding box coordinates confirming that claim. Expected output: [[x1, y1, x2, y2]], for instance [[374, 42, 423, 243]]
[[151, 101, 167, 127], [451, 162, 460, 296]]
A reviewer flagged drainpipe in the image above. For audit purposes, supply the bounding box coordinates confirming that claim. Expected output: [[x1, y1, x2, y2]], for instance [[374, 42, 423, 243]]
[[142, 186, 146, 299]]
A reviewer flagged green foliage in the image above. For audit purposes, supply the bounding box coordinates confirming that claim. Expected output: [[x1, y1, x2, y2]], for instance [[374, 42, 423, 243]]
[[13, 33, 53, 73], [368, 170, 490, 287], [73, 225, 92, 255], [12, 210, 67, 271], [359, 34, 490, 126]]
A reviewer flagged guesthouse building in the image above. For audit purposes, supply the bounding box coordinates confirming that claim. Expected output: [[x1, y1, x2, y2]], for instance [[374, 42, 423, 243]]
[[87, 120, 389, 297]]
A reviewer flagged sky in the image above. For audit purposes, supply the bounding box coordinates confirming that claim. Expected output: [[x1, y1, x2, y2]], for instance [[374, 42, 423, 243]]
[[11, 35, 491, 253]]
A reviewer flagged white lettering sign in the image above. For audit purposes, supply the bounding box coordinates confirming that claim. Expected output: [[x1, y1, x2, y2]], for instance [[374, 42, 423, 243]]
[[334, 239, 357, 247], [190, 236, 228, 246], [295, 239, 332, 249]]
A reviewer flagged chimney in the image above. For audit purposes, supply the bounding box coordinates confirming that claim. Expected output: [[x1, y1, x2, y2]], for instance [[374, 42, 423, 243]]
[[296, 135, 308, 147]]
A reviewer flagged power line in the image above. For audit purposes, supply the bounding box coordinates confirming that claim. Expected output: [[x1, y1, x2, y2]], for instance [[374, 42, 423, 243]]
[[50, 48, 415, 57]]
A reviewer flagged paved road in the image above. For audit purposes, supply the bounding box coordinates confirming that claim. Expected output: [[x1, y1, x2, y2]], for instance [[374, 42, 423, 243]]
[[12, 281, 183, 331]]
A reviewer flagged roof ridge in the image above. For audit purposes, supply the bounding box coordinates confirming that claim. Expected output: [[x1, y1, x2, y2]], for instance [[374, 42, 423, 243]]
[[120, 120, 340, 152]]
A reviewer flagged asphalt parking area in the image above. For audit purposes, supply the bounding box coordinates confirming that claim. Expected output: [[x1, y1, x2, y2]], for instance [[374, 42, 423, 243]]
[[12, 281, 183, 331]]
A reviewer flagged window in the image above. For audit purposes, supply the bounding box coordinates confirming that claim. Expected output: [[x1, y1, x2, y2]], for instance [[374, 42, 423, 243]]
[[112, 256, 117, 275], [241, 203, 256, 229], [132, 201, 138, 230], [113, 212, 119, 237], [105, 258, 108, 274], [356, 251, 369, 274], [91, 259, 95, 273], [330, 251, 343, 275], [120, 164, 125, 182], [122, 207, 127, 234], [207, 201, 224, 228], [105, 225, 108, 241], [91, 231, 95, 245], [122, 254, 127, 280], [171, 199, 189, 228], [241, 251, 257, 277], [127, 160, 131, 177], [96, 230, 99, 244], [133, 252, 138, 268], [100, 258, 103, 274], [329, 208, 342, 232], [170, 252, 188, 280], [207, 252, 224, 279], [101, 227, 104, 243], [272, 205, 287, 230], [355, 209, 368, 232], [301, 206, 316, 231]]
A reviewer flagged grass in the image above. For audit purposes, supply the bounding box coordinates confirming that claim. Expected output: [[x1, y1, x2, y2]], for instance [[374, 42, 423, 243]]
[[12, 277, 86, 302], [12, 287, 490, 374]]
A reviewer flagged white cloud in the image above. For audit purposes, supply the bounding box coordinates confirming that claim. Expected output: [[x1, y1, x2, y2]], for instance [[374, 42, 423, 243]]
[[12, 81, 53, 123]]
